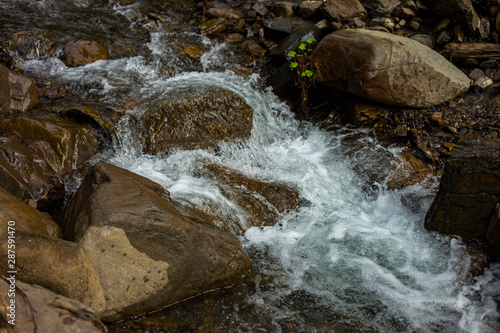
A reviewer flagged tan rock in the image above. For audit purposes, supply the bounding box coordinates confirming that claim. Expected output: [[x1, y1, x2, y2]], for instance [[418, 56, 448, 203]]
[[0, 232, 106, 313], [0, 64, 40, 115]]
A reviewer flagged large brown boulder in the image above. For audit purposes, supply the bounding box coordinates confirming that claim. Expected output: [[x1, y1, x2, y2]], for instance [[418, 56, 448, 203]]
[[312, 29, 471, 108], [0, 280, 107, 333], [321, 0, 367, 21], [141, 88, 253, 154], [0, 64, 40, 115], [0, 114, 99, 210], [61, 162, 251, 321], [425, 139, 500, 245]]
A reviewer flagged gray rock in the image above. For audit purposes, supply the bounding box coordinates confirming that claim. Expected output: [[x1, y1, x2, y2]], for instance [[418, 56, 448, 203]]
[[411, 34, 435, 49], [61, 162, 252, 321], [474, 76, 494, 90], [312, 29, 471, 108], [0, 280, 107, 332], [469, 68, 485, 81]]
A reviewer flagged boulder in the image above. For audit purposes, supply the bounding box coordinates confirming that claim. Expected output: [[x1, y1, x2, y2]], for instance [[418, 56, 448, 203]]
[[61, 162, 251, 321], [312, 29, 471, 108], [321, 0, 367, 22], [61, 40, 109, 67], [0, 64, 40, 115], [0, 186, 61, 237], [0, 233, 106, 313], [422, 0, 487, 37], [0, 114, 99, 210], [0, 280, 107, 333], [141, 88, 252, 154], [200, 163, 301, 234], [425, 139, 500, 243]]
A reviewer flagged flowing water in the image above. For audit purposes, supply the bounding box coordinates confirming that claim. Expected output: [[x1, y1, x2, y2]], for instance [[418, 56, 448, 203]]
[[2, 1, 500, 332]]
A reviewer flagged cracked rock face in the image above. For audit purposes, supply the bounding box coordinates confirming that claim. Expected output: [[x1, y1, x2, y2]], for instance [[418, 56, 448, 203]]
[[425, 139, 500, 244], [61, 162, 251, 321], [313, 29, 471, 108]]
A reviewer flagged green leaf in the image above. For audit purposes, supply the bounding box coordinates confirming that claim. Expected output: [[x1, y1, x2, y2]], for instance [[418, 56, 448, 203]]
[[306, 38, 316, 44], [298, 43, 306, 51], [289, 62, 298, 71], [289, 51, 297, 58]]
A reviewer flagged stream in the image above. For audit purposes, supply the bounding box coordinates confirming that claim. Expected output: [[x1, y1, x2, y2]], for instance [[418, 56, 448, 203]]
[[2, 0, 500, 332]]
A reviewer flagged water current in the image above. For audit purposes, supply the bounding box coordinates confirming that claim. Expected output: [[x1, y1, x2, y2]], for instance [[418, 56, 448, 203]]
[[3, 0, 500, 331]]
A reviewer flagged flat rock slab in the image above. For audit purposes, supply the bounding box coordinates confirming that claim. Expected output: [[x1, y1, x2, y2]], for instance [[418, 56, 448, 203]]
[[313, 29, 471, 108]]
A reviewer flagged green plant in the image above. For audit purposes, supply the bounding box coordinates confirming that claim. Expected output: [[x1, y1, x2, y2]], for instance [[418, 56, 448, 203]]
[[288, 38, 322, 118]]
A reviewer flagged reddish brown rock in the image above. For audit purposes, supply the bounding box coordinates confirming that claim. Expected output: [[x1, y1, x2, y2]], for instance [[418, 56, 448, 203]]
[[0, 64, 40, 115], [61, 40, 109, 67], [0, 114, 98, 210]]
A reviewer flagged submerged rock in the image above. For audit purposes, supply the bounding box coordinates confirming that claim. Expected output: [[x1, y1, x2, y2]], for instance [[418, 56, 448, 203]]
[[425, 139, 500, 244], [0, 64, 40, 115], [313, 29, 471, 108], [201, 163, 301, 234], [0, 280, 107, 333], [141, 88, 253, 154], [61, 162, 251, 321]]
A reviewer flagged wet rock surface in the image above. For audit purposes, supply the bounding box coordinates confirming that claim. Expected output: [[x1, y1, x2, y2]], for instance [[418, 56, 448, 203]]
[[61, 162, 251, 321], [141, 88, 253, 154], [425, 138, 500, 244]]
